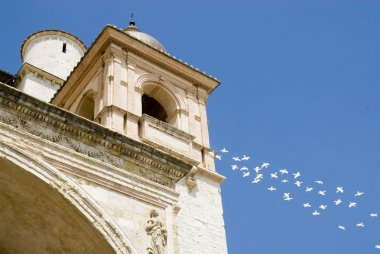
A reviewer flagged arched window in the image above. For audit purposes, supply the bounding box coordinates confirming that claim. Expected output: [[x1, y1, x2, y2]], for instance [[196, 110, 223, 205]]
[[141, 83, 179, 127], [76, 92, 95, 121], [142, 94, 167, 122]]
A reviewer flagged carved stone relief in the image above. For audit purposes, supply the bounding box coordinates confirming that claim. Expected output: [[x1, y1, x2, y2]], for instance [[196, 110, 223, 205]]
[[145, 209, 167, 254]]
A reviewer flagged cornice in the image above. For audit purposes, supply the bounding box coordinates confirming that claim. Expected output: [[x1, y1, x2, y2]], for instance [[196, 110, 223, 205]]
[[52, 25, 220, 105], [0, 82, 192, 189], [18, 63, 64, 86]]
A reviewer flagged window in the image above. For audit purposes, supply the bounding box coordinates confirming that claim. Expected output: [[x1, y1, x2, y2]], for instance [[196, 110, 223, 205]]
[[77, 93, 95, 120], [62, 43, 67, 53], [142, 94, 167, 122]]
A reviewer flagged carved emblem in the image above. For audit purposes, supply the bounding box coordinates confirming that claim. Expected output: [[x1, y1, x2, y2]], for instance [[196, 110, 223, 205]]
[[145, 209, 167, 254]]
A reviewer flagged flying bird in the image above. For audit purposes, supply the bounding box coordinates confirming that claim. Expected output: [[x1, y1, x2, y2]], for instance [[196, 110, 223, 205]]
[[303, 203, 311, 208], [267, 186, 277, 191], [215, 155, 222, 160], [312, 210, 320, 216], [349, 202, 357, 208], [338, 226, 346, 231], [231, 165, 238, 171], [281, 179, 289, 183], [315, 180, 324, 185], [370, 213, 378, 218], [318, 190, 326, 196], [242, 172, 250, 177], [220, 148, 229, 153], [232, 157, 241, 162], [294, 181, 303, 187], [319, 205, 327, 210], [293, 172, 301, 179], [355, 191, 364, 197], [375, 245, 380, 249], [252, 178, 261, 184], [256, 174, 264, 180], [240, 166, 249, 171], [279, 169, 288, 174], [242, 155, 250, 161], [253, 167, 262, 174], [334, 199, 342, 206], [356, 223, 364, 228], [261, 162, 270, 168], [336, 187, 344, 193], [283, 193, 293, 201], [270, 172, 278, 179], [305, 187, 313, 192]]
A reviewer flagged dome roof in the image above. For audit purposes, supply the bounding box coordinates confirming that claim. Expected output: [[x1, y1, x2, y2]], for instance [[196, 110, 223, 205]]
[[123, 22, 166, 53]]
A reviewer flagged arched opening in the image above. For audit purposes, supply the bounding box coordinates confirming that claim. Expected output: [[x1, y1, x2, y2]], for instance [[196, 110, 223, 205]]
[[141, 83, 179, 128], [77, 92, 95, 121], [142, 94, 167, 122], [0, 157, 116, 254]]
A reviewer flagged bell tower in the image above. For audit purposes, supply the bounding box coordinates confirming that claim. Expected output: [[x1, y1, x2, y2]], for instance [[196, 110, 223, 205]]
[[51, 21, 228, 253]]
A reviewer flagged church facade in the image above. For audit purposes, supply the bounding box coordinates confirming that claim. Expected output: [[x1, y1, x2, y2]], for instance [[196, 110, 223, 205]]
[[0, 21, 228, 254]]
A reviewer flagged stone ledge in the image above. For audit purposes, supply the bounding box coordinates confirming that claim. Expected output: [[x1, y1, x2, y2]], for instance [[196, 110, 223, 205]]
[[0, 82, 193, 188]]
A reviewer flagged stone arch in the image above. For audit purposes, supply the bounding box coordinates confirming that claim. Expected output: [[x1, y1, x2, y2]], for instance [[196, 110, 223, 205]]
[[0, 141, 138, 254], [135, 74, 187, 128], [76, 90, 96, 121]]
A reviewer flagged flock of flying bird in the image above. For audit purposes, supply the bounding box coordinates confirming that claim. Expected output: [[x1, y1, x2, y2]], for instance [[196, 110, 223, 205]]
[[211, 148, 380, 250]]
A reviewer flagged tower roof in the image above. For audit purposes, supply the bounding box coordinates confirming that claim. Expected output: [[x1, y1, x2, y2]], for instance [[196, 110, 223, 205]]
[[123, 22, 166, 53]]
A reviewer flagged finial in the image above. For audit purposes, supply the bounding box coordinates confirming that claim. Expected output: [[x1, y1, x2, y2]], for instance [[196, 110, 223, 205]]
[[129, 12, 135, 26]]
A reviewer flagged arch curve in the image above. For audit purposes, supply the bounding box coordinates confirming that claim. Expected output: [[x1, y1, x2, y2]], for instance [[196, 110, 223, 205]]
[[135, 73, 187, 111], [135, 74, 187, 128], [0, 141, 137, 254], [76, 89, 96, 121]]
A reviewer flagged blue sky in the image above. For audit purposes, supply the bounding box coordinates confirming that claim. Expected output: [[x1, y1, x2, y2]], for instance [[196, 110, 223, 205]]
[[0, 1, 379, 253]]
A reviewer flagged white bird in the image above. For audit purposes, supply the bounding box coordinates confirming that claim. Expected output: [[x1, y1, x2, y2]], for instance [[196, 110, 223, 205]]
[[279, 169, 288, 174], [294, 181, 303, 187], [356, 222, 364, 228], [293, 172, 301, 179], [349, 202, 357, 208], [303, 202, 311, 208], [281, 179, 289, 183], [336, 186, 344, 193], [270, 172, 278, 179], [319, 205, 327, 210], [256, 173, 264, 180], [242, 172, 250, 177], [334, 199, 342, 206], [267, 186, 277, 191], [253, 166, 262, 174], [318, 190, 326, 196], [375, 245, 380, 249], [220, 148, 228, 153], [240, 166, 249, 171], [355, 191, 364, 197], [305, 187, 313, 192], [208, 151, 215, 157], [312, 210, 320, 216], [283, 193, 293, 201], [338, 225, 346, 231], [315, 180, 323, 185], [231, 165, 238, 171], [232, 157, 241, 161], [252, 178, 261, 184], [370, 213, 378, 218], [215, 155, 222, 160], [242, 155, 250, 161], [261, 162, 270, 168]]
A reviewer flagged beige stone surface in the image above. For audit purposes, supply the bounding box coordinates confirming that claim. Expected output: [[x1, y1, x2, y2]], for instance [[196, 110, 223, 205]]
[[0, 22, 228, 254]]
